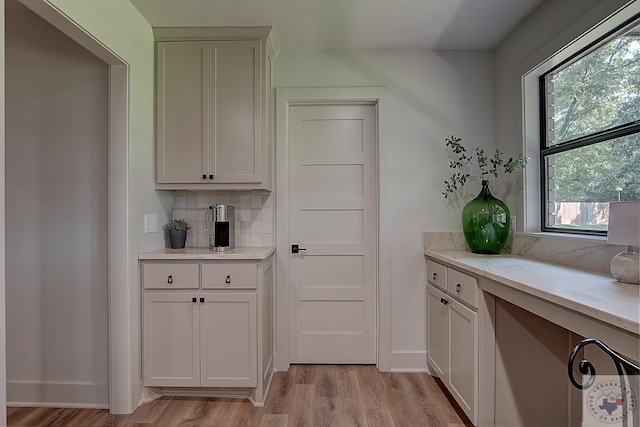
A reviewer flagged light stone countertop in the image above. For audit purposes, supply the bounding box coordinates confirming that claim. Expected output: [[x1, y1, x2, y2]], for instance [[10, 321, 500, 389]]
[[425, 250, 640, 336], [138, 247, 275, 260]]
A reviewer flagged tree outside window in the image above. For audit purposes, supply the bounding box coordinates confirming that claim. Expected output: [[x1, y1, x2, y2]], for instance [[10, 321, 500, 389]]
[[541, 18, 640, 233]]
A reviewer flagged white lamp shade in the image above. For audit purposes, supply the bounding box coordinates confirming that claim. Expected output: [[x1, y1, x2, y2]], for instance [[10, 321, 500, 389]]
[[608, 201, 640, 247]]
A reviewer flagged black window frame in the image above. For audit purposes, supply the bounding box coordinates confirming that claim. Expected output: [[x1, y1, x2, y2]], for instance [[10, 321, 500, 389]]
[[539, 13, 640, 236]]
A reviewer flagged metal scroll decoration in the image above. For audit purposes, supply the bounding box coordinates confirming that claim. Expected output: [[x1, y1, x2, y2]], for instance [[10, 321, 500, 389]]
[[568, 338, 640, 426]]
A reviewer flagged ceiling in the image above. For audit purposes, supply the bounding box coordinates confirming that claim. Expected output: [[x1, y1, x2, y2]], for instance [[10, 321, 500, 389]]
[[128, 0, 543, 51]]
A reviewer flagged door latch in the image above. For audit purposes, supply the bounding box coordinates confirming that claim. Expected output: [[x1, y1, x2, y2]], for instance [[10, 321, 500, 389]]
[[291, 244, 307, 254]]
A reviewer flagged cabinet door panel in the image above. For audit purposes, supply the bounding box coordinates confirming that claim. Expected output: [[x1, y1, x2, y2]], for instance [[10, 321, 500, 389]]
[[448, 297, 478, 424], [200, 292, 257, 387], [143, 292, 199, 387], [157, 42, 209, 184], [211, 41, 261, 183], [427, 284, 449, 379]]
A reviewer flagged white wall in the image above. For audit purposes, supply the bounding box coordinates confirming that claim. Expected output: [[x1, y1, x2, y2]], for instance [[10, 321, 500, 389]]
[[274, 49, 494, 369], [2, 0, 168, 414], [494, 0, 631, 229], [5, 9, 110, 407]]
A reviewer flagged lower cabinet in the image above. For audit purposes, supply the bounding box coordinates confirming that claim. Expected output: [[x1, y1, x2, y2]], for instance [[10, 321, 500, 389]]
[[143, 292, 257, 388], [141, 256, 273, 405], [427, 259, 479, 425]]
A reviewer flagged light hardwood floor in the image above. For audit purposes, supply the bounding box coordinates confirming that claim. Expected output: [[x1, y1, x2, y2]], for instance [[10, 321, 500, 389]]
[[8, 365, 473, 427]]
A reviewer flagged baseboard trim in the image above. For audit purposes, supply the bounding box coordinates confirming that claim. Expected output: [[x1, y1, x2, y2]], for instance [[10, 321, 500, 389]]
[[389, 351, 428, 372], [7, 380, 109, 409]]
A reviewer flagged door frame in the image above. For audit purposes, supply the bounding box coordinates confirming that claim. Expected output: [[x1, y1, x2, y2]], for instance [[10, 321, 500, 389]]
[[275, 87, 391, 371]]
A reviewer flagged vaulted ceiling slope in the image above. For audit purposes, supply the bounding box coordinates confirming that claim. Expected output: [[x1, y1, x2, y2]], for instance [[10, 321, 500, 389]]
[[128, 0, 543, 51]]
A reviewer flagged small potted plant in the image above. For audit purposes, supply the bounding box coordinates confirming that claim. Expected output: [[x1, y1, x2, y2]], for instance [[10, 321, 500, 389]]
[[442, 135, 527, 254], [166, 218, 190, 249]]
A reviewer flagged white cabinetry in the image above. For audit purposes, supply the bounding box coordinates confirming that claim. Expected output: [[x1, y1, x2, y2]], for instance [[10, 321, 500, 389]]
[[141, 256, 273, 405], [144, 292, 200, 387], [154, 27, 278, 191], [427, 259, 478, 425]]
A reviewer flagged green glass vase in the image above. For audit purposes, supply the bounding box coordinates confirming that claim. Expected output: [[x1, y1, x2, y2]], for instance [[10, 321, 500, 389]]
[[462, 180, 511, 254]]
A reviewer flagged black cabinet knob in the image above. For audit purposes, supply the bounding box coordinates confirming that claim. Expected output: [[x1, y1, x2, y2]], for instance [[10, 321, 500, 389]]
[[209, 174, 214, 179], [202, 174, 207, 179], [192, 297, 197, 303], [200, 297, 205, 303], [225, 275, 231, 284], [167, 275, 173, 284]]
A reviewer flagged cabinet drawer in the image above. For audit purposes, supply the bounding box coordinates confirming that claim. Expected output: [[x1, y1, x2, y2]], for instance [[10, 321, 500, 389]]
[[447, 268, 478, 309], [143, 263, 199, 289], [427, 259, 447, 290], [201, 263, 258, 289]]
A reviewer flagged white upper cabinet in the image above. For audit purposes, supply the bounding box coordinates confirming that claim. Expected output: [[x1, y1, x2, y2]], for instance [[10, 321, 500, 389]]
[[155, 27, 278, 191]]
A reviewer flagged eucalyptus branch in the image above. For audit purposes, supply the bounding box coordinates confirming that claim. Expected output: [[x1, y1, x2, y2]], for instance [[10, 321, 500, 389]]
[[442, 135, 528, 198]]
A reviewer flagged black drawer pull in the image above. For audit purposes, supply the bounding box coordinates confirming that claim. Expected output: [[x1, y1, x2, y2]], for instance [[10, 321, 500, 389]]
[[456, 283, 461, 292], [432, 273, 437, 280], [225, 275, 231, 284], [167, 275, 173, 284]]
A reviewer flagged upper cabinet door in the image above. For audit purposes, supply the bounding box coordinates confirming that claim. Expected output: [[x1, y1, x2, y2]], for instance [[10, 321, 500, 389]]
[[154, 34, 273, 191], [156, 42, 210, 184], [210, 41, 261, 183]]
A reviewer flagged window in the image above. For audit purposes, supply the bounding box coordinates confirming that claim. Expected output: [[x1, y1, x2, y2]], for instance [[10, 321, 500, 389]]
[[540, 16, 640, 235]]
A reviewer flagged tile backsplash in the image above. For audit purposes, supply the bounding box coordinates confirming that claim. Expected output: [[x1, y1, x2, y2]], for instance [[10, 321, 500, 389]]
[[172, 191, 274, 248]]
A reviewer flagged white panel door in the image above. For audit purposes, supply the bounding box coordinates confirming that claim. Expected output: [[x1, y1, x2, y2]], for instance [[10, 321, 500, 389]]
[[289, 104, 377, 363]]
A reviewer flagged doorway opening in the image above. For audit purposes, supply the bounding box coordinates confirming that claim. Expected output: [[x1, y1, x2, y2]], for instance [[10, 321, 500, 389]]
[[4, 0, 129, 411]]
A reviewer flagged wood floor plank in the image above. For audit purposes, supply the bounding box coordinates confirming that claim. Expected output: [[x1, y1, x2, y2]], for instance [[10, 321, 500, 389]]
[[126, 396, 172, 423], [285, 384, 314, 427], [353, 365, 387, 410], [152, 397, 201, 426], [292, 364, 317, 385], [318, 366, 338, 398], [7, 366, 471, 427], [384, 389, 421, 427], [397, 373, 441, 427], [204, 399, 242, 426], [259, 414, 289, 427], [420, 374, 473, 426], [364, 408, 396, 427], [264, 367, 295, 415], [314, 397, 340, 427]]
